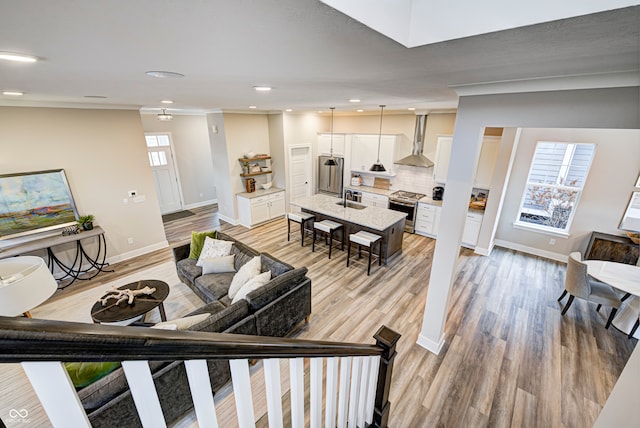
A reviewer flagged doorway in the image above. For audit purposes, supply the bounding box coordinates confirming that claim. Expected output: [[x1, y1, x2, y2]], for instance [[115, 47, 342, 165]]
[[288, 145, 313, 203], [145, 133, 183, 214]]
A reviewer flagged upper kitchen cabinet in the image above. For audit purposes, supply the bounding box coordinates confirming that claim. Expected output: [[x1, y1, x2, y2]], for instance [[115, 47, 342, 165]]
[[350, 134, 400, 173], [318, 133, 346, 157], [433, 136, 500, 189]]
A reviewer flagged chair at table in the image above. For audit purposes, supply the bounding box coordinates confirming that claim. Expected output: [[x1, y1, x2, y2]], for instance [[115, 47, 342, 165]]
[[557, 252, 621, 329]]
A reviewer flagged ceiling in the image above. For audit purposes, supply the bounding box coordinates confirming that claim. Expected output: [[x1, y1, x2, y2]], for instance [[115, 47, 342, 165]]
[[0, 1, 638, 115]]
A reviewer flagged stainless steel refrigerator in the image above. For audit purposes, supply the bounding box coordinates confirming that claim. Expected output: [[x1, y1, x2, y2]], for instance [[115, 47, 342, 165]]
[[317, 156, 344, 196]]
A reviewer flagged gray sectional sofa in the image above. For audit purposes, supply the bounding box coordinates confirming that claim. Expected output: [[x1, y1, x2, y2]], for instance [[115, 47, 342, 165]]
[[81, 231, 312, 428]]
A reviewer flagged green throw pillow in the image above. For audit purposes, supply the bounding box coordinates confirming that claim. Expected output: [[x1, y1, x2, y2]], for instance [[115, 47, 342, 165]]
[[64, 361, 121, 388], [188, 230, 217, 260]]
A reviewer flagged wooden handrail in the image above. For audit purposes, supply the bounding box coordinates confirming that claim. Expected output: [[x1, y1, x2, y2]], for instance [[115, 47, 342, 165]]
[[0, 316, 385, 362]]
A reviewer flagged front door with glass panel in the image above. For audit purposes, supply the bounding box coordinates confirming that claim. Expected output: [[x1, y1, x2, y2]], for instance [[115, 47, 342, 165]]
[[145, 133, 182, 214]]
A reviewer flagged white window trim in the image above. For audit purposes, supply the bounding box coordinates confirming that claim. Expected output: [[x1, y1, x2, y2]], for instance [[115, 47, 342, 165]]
[[512, 221, 571, 238]]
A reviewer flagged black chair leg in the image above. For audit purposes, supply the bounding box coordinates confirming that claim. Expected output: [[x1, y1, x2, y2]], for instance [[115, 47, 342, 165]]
[[561, 295, 575, 315], [367, 245, 372, 276], [328, 230, 333, 259], [312, 229, 316, 252], [621, 293, 631, 302], [628, 319, 640, 339], [287, 219, 291, 242], [347, 241, 351, 267], [605, 307, 617, 329], [596, 304, 602, 312], [557, 290, 567, 302], [378, 240, 382, 266]]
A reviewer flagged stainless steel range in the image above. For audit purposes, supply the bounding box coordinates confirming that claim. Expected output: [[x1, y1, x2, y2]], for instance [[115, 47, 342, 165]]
[[388, 190, 426, 233]]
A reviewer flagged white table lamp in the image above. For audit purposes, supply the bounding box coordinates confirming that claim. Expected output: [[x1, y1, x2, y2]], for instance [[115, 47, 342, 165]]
[[0, 256, 58, 317]]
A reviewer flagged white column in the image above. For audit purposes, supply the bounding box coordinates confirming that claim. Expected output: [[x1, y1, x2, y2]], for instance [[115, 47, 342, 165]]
[[417, 123, 484, 354]]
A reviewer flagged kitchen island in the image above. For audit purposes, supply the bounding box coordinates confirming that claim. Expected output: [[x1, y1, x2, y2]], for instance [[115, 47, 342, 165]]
[[291, 194, 406, 263]]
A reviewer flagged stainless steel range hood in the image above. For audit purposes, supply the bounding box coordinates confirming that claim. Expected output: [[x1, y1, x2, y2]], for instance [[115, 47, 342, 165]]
[[395, 114, 434, 168]]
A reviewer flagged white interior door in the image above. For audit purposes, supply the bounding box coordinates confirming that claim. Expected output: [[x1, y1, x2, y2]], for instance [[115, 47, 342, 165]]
[[145, 133, 182, 214], [289, 145, 312, 202]]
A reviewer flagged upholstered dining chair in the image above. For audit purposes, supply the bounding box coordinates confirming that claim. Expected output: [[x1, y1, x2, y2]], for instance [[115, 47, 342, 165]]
[[557, 252, 621, 329]]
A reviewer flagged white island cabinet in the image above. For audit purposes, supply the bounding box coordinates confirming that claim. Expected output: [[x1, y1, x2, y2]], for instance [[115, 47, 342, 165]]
[[237, 189, 285, 228]]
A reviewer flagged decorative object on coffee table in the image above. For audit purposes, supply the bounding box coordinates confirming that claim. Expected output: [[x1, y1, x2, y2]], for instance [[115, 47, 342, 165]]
[[91, 280, 169, 325], [99, 285, 156, 306]]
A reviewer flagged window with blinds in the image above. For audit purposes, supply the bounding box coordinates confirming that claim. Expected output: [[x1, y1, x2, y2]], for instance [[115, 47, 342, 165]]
[[515, 141, 595, 234]]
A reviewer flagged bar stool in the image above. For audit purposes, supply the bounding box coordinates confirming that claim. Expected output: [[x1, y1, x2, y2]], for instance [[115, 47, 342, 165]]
[[312, 220, 344, 259], [287, 212, 315, 246], [347, 230, 382, 276]]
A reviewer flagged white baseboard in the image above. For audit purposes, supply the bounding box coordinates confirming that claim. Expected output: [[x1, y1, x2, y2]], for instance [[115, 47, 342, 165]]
[[218, 213, 237, 226], [416, 333, 445, 355], [474, 240, 495, 256], [107, 240, 169, 264], [493, 239, 566, 263], [183, 199, 217, 210]]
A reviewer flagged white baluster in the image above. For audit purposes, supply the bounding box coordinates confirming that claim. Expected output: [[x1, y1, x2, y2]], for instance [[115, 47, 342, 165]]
[[263, 359, 283, 428], [325, 357, 339, 428], [229, 359, 255, 428], [358, 357, 371, 426], [310, 358, 323, 428], [347, 356, 362, 427], [22, 361, 91, 427], [365, 356, 381, 424], [337, 356, 351, 428], [184, 360, 219, 428], [290, 357, 305, 428], [122, 360, 167, 428]]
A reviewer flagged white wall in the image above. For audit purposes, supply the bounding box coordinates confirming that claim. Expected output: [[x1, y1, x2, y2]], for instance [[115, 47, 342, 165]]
[[140, 114, 216, 208], [0, 107, 167, 261]]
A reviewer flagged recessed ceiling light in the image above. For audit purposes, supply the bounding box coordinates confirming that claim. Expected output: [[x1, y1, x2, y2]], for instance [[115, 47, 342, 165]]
[[407, 107, 416, 111], [145, 71, 184, 79], [161, 100, 173, 104], [249, 105, 257, 109], [84, 95, 107, 99], [349, 99, 361, 103], [0, 51, 38, 63], [357, 109, 363, 112], [254, 86, 272, 92], [285, 109, 293, 112], [3, 91, 23, 96]]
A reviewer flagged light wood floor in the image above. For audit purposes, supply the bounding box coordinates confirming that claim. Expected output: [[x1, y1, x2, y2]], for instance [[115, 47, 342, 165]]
[[6, 204, 637, 427]]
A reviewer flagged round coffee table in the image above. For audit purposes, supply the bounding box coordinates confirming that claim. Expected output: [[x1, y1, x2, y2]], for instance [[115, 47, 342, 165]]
[[91, 280, 169, 325]]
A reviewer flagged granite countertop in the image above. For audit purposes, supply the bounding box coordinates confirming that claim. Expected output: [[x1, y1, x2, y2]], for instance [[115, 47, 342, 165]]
[[236, 187, 284, 198], [418, 196, 486, 213], [345, 185, 392, 196], [291, 194, 406, 231]]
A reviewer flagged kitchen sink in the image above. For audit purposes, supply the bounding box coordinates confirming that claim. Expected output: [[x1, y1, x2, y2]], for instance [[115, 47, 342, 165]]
[[336, 201, 366, 210]]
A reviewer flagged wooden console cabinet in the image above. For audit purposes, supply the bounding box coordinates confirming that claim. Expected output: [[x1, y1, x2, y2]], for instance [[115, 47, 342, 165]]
[[584, 231, 639, 265]]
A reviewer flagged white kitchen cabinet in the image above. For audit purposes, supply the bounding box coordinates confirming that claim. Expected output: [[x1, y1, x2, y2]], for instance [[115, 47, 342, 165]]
[[433, 136, 500, 189], [237, 190, 285, 228], [350, 134, 398, 172], [317, 133, 346, 156], [461, 211, 483, 248], [360, 191, 388, 208], [415, 203, 440, 237]]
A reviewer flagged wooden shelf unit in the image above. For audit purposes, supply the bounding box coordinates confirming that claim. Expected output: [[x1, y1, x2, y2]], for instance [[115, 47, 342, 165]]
[[239, 156, 272, 178]]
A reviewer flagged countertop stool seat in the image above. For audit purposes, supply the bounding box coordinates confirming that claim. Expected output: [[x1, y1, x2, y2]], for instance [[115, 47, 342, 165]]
[[313, 220, 344, 259], [347, 230, 382, 276], [287, 212, 315, 246]]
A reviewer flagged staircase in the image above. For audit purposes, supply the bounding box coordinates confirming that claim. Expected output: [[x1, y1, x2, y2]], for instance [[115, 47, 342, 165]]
[[0, 316, 400, 427]]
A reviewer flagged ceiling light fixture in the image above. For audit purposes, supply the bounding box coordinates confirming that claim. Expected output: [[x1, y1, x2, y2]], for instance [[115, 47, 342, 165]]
[[349, 99, 361, 103], [145, 71, 184, 79], [84, 95, 107, 99], [161, 100, 173, 104], [254, 86, 272, 92], [357, 109, 363, 112], [3, 91, 24, 96], [157, 109, 173, 121], [408, 107, 416, 111], [0, 51, 38, 63], [285, 109, 293, 112], [324, 107, 338, 166], [249, 105, 257, 109], [370, 105, 387, 172]]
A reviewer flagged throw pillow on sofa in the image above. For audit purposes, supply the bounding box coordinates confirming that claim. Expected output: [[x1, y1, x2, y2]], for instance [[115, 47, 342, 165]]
[[188, 230, 217, 260], [64, 362, 121, 389], [232, 271, 271, 304], [153, 313, 211, 330], [196, 237, 233, 267], [202, 254, 236, 274], [228, 256, 262, 299]]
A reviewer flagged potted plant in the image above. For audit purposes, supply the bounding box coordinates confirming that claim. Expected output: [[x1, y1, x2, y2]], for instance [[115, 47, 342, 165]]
[[78, 214, 95, 231]]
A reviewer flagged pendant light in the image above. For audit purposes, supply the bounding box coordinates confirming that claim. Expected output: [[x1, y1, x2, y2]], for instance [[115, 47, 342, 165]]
[[157, 109, 173, 121], [324, 107, 338, 166], [370, 104, 386, 172]]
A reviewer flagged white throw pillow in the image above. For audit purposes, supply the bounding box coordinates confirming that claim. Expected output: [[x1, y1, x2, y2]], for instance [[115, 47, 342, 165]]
[[228, 256, 262, 299], [232, 271, 271, 304], [152, 313, 210, 330], [201, 255, 236, 274], [196, 237, 233, 267]]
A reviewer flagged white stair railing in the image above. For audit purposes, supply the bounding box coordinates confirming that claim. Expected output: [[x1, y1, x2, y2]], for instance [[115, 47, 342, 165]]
[[2, 317, 401, 428]]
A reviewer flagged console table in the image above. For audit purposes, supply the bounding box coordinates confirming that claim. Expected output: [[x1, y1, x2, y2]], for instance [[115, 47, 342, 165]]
[[584, 231, 639, 265], [0, 226, 113, 288]]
